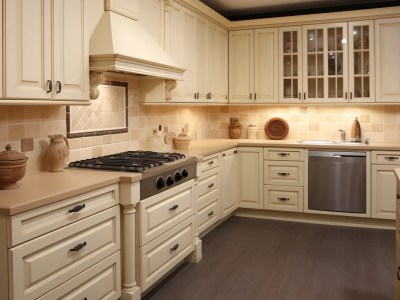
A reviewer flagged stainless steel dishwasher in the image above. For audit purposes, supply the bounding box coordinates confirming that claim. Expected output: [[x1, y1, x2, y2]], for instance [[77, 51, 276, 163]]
[[308, 150, 366, 213]]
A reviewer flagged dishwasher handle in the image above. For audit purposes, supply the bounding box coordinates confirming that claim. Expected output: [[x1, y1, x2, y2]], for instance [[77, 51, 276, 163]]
[[308, 151, 366, 158]]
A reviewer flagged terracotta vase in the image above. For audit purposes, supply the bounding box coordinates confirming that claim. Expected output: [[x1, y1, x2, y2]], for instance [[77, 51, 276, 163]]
[[46, 134, 69, 172], [228, 117, 241, 139]]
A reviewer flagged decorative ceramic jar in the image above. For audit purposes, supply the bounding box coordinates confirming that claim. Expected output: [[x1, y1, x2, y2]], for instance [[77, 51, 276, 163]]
[[247, 122, 259, 139], [228, 117, 241, 139], [46, 134, 70, 172], [0, 144, 28, 189]]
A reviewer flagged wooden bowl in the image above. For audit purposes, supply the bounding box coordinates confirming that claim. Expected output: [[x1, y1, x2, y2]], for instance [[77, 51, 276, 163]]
[[264, 118, 289, 140], [0, 144, 28, 189]]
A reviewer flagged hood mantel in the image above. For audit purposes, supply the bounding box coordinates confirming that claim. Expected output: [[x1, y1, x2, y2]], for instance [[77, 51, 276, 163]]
[[89, 10, 185, 81]]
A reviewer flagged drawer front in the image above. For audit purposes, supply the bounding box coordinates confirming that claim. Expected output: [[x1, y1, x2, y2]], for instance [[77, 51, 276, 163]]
[[140, 216, 195, 292], [10, 206, 120, 300], [264, 185, 304, 212], [10, 184, 119, 247], [196, 168, 219, 200], [371, 151, 400, 164], [264, 148, 304, 161], [197, 200, 219, 234], [39, 252, 121, 300], [264, 161, 304, 186], [198, 154, 220, 174], [140, 180, 194, 246]]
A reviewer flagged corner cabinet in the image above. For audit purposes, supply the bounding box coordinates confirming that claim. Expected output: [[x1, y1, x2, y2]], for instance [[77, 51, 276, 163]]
[[3, 0, 89, 104], [229, 28, 279, 103], [220, 148, 239, 218], [375, 17, 400, 103]]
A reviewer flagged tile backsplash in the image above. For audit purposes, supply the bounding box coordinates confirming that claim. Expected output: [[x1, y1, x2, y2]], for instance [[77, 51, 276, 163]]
[[1, 76, 400, 174]]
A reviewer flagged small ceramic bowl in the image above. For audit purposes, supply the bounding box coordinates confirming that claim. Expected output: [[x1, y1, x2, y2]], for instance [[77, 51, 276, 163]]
[[0, 144, 28, 189], [173, 136, 191, 150]]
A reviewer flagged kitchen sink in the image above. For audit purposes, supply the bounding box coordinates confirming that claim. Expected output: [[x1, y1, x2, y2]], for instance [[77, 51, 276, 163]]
[[297, 140, 366, 145]]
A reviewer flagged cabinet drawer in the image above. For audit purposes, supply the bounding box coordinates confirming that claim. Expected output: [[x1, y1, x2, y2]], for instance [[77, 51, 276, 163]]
[[139, 180, 194, 246], [10, 206, 120, 300], [264, 148, 304, 161], [196, 168, 219, 200], [140, 216, 195, 292], [39, 252, 121, 300], [197, 200, 219, 234], [9, 184, 119, 247], [264, 185, 304, 212], [264, 161, 304, 186], [371, 151, 400, 164], [198, 154, 220, 174]]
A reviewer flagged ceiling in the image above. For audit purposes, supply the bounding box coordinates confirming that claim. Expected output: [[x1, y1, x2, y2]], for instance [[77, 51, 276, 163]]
[[198, 0, 400, 20]]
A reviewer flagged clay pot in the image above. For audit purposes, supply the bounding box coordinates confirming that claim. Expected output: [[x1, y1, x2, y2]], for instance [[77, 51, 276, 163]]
[[228, 117, 241, 139], [0, 144, 28, 189], [46, 135, 69, 172]]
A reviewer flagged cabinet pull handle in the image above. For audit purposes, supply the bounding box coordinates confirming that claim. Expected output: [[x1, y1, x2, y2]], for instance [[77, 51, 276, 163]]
[[350, 92, 353, 99], [250, 93, 252, 100], [197, 92, 200, 99], [170, 244, 179, 251], [56, 81, 62, 93], [254, 93, 257, 100], [70, 242, 87, 252], [208, 211, 214, 216], [278, 153, 289, 157], [169, 204, 179, 211], [68, 204, 85, 213], [345, 92, 347, 99], [278, 172, 290, 176], [208, 160, 214, 165], [385, 156, 399, 161], [278, 197, 290, 201], [304, 92, 306, 100], [397, 267, 400, 280], [46, 80, 52, 93], [298, 93, 301, 100], [397, 193, 400, 200], [208, 183, 214, 188], [194, 93, 197, 99]]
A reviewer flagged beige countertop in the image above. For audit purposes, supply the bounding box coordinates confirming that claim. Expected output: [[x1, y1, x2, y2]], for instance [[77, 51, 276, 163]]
[[0, 169, 141, 216], [2, 138, 400, 216]]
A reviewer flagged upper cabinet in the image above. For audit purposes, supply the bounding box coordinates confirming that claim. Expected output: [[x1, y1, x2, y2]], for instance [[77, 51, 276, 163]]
[[375, 17, 400, 103], [161, 1, 228, 103], [3, 0, 89, 104], [229, 28, 278, 103]]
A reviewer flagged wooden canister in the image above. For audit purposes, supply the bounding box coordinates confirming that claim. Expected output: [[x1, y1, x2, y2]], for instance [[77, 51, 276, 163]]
[[351, 117, 361, 142]]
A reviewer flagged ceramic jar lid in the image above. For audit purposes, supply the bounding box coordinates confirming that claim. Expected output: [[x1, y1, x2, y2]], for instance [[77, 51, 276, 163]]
[[0, 144, 27, 162]]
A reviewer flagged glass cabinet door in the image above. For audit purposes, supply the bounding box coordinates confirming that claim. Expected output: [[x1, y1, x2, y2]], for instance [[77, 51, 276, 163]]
[[349, 21, 374, 102], [303, 23, 348, 102], [279, 26, 302, 102]]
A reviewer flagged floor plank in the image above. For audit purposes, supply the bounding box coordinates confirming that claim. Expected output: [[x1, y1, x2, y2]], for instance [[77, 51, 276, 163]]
[[143, 217, 396, 300]]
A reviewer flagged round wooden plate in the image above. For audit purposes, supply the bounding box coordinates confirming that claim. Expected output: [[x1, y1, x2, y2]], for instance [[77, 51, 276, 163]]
[[264, 118, 289, 140]]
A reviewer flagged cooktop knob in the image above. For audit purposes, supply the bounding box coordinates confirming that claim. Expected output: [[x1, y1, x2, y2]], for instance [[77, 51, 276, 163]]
[[156, 176, 165, 189], [181, 168, 188, 178], [174, 171, 182, 181], [166, 175, 174, 186]]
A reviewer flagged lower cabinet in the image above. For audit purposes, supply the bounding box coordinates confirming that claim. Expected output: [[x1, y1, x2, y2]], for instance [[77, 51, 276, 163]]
[[396, 171, 400, 298], [264, 185, 304, 212], [1, 184, 121, 300], [371, 151, 400, 220], [221, 148, 239, 218]]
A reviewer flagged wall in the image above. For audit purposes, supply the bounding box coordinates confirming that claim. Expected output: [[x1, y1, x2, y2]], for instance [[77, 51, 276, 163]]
[[1, 75, 400, 175]]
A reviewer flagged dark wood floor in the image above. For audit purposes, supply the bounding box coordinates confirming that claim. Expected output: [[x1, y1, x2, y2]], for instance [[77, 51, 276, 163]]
[[143, 217, 396, 300]]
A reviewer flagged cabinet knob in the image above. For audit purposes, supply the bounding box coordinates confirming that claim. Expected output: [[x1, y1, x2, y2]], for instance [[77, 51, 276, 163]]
[[46, 80, 52, 93]]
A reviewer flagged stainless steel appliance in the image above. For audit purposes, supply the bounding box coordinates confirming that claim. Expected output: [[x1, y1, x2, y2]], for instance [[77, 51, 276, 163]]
[[308, 150, 366, 213], [69, 151, 197, 199]]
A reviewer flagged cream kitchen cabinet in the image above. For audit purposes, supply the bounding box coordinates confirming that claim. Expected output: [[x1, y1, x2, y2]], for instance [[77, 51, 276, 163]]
[[396, 171, 400, 298], [0, 184, 121, 300], [371, 151, 400, 219], [4, 0, 89, 104], [161, 1, 228, 103], [196, 153, 221, 233], [263, 148, 305, 212], [229, 28, 279, 103], [238, 147, 263, 209], [221, 148, 239, 218], [375, 17, 400, 103]]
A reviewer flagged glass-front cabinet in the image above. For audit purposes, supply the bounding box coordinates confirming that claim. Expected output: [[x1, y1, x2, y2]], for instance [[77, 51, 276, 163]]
[[279, 26, 302, 103], [348, 21, 374, 102], [302, 22, 348, 103]]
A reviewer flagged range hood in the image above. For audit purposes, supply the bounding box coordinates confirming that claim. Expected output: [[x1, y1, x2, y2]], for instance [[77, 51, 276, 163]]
[[89, 10, 185, 80]]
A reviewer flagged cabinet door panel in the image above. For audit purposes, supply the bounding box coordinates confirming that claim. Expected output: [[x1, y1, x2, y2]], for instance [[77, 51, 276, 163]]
[[372, 165, 396, 219], [216, 29, 228, 102], [53, 0, 88, 100], [5, 0, 51, 99], [375, 18, 400, 102], [255, 28, 278, 103], [229, 30, 254, 103], [195, 16, 207, 100], [221, 148, 238, 217]]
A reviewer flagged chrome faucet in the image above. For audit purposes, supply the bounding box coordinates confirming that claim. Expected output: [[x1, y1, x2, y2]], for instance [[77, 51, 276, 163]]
[[338, 129, 346, 142]]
